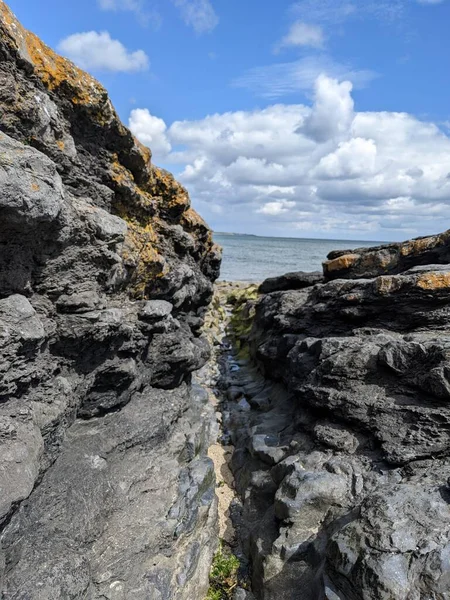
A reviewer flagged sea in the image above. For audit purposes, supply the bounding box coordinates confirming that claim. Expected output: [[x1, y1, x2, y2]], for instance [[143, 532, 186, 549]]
[[214, 233, 383, 282]]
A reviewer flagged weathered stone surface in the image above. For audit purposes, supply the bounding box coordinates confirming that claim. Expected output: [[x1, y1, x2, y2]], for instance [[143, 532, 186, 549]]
[[223, 231, 450, 599], [259, 271, 323, 294], [0, 3, 219, 598], [324, 229, 450, 280], [1, 385, 217, 600]]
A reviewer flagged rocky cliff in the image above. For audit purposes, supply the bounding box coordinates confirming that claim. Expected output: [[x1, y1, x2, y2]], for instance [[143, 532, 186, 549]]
[[0, 3, 221, 598], [223, 232, 450, 599]]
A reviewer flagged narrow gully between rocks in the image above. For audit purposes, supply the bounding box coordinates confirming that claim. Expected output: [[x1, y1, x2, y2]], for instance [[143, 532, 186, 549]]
[[195, 282, 258, 600], [196, 281, 287, 600]]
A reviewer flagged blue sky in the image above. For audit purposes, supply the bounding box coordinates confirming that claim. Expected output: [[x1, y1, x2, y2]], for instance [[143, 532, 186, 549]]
[[8, 0, 450, 241]]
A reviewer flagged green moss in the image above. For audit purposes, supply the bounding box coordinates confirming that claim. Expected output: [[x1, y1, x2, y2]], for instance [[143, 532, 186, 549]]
[[205, 543, 240, 600], [227, 285, 260, 359]]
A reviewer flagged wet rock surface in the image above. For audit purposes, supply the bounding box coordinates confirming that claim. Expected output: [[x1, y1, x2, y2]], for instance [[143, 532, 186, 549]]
[[215, 241, 450, 599], [0, 3, 219, 598]]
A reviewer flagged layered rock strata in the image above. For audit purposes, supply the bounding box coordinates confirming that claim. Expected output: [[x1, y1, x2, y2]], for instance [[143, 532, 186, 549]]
[[0, 3, 220, 598], [224, 235, 450, 599]]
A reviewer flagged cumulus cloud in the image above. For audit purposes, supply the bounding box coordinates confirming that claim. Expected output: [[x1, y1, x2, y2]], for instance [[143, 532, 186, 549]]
[[130, 74, 450, 239], [301, 75, 354, 142], [171, 0, 219, 33], [416, 0, 445, 4], [275, 21, 325, 51], [58, 31, 149, 72], [314, 138, 377, 179], [129, 108, 172, 156]]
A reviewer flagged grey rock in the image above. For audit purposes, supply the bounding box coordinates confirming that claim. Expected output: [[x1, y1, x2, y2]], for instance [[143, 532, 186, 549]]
[[233, 588, 255, 600], [1, 386, 218, 600], [0, 132, 64, 225], [0, 294, 45, 341], [259, 271, 323, 294], [224, 233, 450, 598], [139, 299, 173, 321], [0, 6, 220, 599]]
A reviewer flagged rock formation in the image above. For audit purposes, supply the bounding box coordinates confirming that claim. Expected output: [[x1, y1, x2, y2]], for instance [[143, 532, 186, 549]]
[[0, 2, 220, 598], [223, 232, 450, 599]]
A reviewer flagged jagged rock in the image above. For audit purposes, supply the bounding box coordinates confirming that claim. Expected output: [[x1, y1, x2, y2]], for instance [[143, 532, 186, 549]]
[[224, 230, 450, 599], [0, 3, 220, 598], [324, 230, 450, 280]]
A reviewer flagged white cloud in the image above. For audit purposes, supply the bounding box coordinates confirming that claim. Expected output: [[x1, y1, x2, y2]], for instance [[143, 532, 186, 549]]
[[98, 0, 139, 9], [276, 21, 325, 51], [258, 201, 296, 215], [417, 0, 445, 4], [315, 137, 377, 179], [129, 109, 172, 157], [291, 0, 406, 25], [301, 75, 354, 142], [129, 75, 450, 239], [58, 31, 149, 73], [97, 0, 161, 27], [232, 55, 376, 98], [171, 0, 219, 33]]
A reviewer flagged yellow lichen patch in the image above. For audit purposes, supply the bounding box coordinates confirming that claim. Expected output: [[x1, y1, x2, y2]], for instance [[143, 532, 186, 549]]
[[31, 182, 40, 192], [324, 254, 360, 274], [133, 136, 152, 166], [25, 31, 107, 107], [416, 272, 450, 291], [400, 236, 441, 257], [180, 207, 212, 244], [109, 156, 154, 222], [56, 140, 65, 151], [111, 156, 133, 186], [121, 221, 166, 298], [0, 2, 111, 118], [149, 167, 190, 216]]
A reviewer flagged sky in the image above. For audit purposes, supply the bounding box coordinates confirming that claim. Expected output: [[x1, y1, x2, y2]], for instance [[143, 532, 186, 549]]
[[7, 0, 450, 241]]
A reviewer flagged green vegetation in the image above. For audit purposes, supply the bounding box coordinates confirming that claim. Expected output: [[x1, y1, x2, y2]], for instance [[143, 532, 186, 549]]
[[206, 543, 241, 600], [227, 285, 259, 360]]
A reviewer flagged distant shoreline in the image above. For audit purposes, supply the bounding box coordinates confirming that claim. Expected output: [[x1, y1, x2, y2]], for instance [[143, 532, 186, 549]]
[[214, 231, 388, 245]]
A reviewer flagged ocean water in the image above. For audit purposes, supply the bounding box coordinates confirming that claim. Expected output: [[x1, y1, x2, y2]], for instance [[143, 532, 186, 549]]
[[214, 233, 383, 282]]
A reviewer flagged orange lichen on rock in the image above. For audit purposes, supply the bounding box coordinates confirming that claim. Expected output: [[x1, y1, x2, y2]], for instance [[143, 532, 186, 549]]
[[0, 1, 111, 116], [324, 254, 360, 274], [133, 136, 152, 167], [181, 207, 208, 231], [121, 221, 166, 298], [400, 235, 442, 257], [111, 156, 133, 186], [416, 272, 450, 291], [149, 167, 191, 216]]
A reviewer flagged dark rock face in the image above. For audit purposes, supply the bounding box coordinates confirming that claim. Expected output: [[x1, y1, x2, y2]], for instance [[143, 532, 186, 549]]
[[0, 3, 219, 597], [230, 238, 450, 599], [259, 271, 323, 294]]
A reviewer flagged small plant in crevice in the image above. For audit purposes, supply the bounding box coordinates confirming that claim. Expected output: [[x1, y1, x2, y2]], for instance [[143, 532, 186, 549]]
[[206, 542, 240, 600]]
